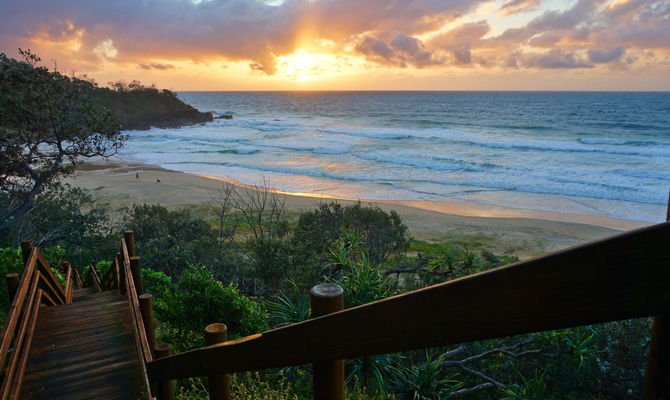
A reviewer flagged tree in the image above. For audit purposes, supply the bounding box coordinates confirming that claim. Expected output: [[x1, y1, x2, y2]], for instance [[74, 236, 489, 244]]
[[0, 50, 124, 239]]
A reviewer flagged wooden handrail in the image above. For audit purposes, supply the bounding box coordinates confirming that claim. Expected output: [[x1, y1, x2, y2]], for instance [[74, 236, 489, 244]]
[[73, 266, 83, 289], [148, 221, 670, 382], [34, 252, 66, 304], [100, 260, 117, 290], [0, 248, 37, 370], [64, 263, 73, 304], [121, 238, 153, 399], [0, 246, 71, 399], [89, 263, 102, 293]]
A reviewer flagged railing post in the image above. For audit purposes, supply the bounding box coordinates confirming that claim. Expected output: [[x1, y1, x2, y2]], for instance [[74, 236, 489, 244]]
[[155, 343, 175, 400], [139, 294, 156, 358], [117, 253, 126, 295], [125, 230, 136, 258], [205, 323, 231, 400], [20, 240, 32, 265], [643, 190, 670, 399], [310, 283, 344, 400], [6, 273, 20, 303], [130, 256, 143, 295]]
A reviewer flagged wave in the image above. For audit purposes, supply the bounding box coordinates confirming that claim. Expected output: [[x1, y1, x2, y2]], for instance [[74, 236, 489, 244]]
[[162, 160, 666, 205]]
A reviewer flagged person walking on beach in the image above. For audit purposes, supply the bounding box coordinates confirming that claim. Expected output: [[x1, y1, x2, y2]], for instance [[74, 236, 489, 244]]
[[136, 172, 139, 181]]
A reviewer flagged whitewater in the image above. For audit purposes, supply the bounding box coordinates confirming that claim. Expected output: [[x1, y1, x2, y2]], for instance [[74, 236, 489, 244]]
[[121, 91, 670, 223]]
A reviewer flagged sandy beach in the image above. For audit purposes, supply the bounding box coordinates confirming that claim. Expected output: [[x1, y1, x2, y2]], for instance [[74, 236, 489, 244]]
[[65, 158, 650, 259]]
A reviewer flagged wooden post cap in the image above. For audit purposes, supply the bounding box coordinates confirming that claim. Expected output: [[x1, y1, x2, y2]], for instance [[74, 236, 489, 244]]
[[155, 343, 171, 357], [310, 283, 343, 298], [205, 323, 228, 345], [310, 283, 345, 400]]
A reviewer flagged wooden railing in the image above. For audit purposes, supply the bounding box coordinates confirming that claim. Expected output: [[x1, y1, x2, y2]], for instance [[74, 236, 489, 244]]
[[146, 220, 670, 399], [120, 235, 154, 399], [0, 243, 74, 399], [93, 232, 154, 399]]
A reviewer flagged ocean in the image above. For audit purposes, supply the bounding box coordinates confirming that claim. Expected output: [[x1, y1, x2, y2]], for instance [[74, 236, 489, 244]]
[[121, 91, 670, 224]]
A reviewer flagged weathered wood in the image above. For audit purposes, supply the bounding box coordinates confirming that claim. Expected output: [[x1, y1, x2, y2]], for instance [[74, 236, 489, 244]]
[[642, 194, 670, 399], [155, 344, 175, 400], [0, 249, 36, 371], [139, 294, 156, 359], [20, 241, 32, 266], [6, 273, 20, 304], [0, 272, 40, 398], [311, 284, 344, 400], [20, 290, 147, 399], [89, 262, 102, 293], [64, 263, 73, 304], [148, 221, 670, 381], [117, 254, 127, 296], [73, 266, 83, 290], [10, 290, 42, 400], [204, 323, 231, 400], [35, 252, 66, 304], [125, 231, 136, 258], [121, 239, 153, 398], [130, 256, 143, 295], [41, 291, 57, 306]]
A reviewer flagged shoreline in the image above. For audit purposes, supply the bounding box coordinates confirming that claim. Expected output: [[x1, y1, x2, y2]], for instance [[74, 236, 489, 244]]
[[66, 158, 646, 258]]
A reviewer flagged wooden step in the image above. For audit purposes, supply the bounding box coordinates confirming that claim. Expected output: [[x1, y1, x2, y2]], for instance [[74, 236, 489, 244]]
[[20, 291, 147, 399]]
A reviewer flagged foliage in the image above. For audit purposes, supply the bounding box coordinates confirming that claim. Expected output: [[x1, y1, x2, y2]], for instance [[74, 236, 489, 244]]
[[0, 184, 114, 266], [121, 204, 217, 277], [0, 50, 123, 239], [268, 282, 311, 327], [386, 353, 462, 400], [143, 265, 268, 351], [293, 202, 411, 266], [91, 80, 212, 130], [329, 231, 397, 308]]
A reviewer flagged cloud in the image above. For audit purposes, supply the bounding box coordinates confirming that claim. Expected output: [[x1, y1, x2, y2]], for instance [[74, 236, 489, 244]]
[[521, 49, 593, 68], [93, 39, 118, 59], [356, 33, 440, 68], [0, 0, 478, 74], [0, 0, 668, 75], [588, 47, 626, 63], [139, 62, 175, 70], [500, 0, 543, 16]]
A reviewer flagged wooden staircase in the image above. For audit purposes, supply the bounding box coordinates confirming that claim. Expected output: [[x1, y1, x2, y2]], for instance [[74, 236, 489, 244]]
[[0, 233, 154, 400], [20, 289, 146, 399]]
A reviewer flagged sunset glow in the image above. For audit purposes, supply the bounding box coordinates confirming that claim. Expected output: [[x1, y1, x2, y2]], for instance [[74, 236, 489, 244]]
[[1, 0, 668, 90]]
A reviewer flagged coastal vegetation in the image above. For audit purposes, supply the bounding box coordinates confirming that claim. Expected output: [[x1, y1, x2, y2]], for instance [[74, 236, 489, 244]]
[[0, 51, 211, 241], [92, 80, 213, 130], [0, 181, 651, 399], [0, 50, 652, 398]]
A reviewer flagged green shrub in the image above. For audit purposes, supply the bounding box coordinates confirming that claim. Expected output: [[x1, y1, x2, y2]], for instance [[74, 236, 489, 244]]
[[121, 204, 218, 277], [293, 202, 411, 266], [143, 265, 268, 351]]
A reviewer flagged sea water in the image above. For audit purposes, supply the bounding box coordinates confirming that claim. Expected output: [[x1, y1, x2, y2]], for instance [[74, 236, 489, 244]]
[[122, 91, 670, 223]]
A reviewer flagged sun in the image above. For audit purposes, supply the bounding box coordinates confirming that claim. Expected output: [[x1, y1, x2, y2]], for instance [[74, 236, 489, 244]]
[[275, 50, 337, 82]]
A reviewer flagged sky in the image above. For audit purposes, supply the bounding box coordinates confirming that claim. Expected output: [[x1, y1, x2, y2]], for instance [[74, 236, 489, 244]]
[[0, 0, 669, 91]]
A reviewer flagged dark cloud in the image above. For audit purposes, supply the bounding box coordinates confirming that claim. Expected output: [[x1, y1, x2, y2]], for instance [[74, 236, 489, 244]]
[[139, 63, 175, 70], [521, 49, 593, 69], [356, 33, 441, 68], [588, 47, 626, 63], [500, 0, 543, 16]]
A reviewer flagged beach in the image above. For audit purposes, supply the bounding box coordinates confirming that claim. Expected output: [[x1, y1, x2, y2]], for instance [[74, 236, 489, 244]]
[[66, 158, 645, 259]]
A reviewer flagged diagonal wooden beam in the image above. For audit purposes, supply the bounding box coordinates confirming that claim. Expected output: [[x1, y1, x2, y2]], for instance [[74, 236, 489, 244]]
[[148, 221, 670, 382]]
